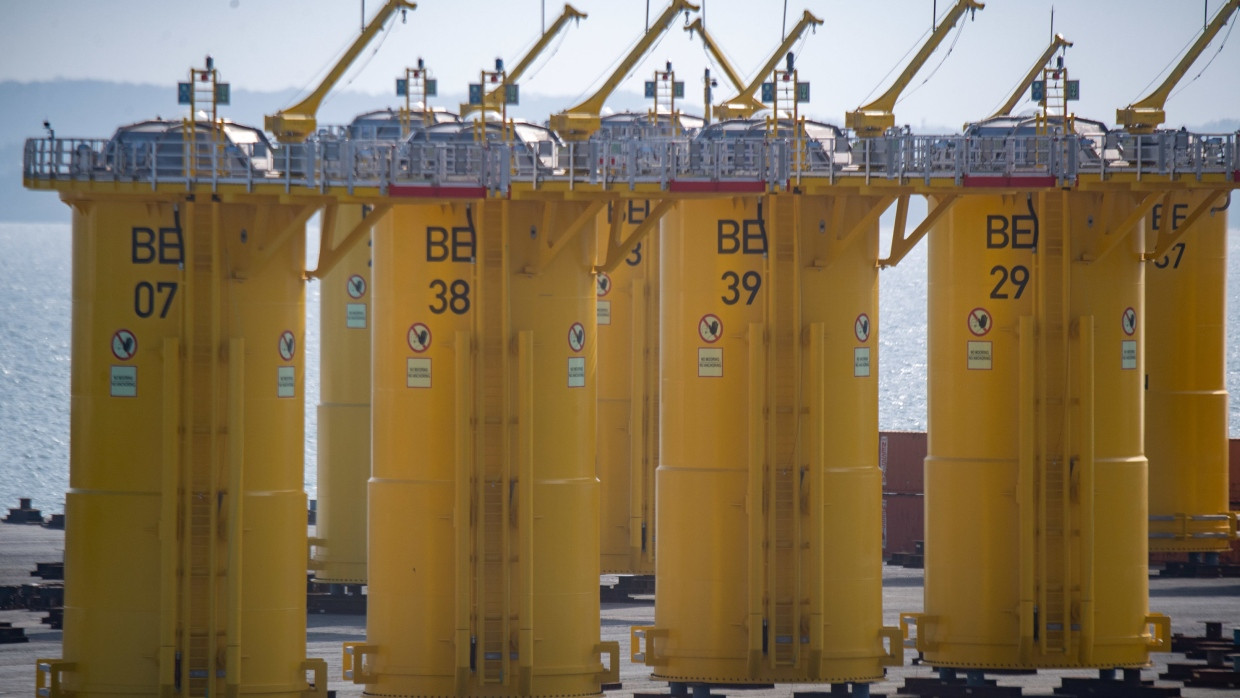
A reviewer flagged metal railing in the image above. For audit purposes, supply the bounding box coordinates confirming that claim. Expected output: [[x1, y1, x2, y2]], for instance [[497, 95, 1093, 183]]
[[23, 130, 1238, 195]]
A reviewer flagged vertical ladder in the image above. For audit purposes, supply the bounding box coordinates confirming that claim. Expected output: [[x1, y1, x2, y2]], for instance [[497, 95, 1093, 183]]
[[180, 201, 224, 696], [764, 198, 803, 668], [473, 200, 511, 685], [1034, 191, 1070, 657]]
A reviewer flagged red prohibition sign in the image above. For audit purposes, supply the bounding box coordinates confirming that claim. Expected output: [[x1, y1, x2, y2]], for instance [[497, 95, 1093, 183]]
[[698, 314, 723, 343], [278, 330, 296, 361], [967, 307, 992, 337], [1121, 307, 1137, 336], [408, 323, 432, 353], [596, 272, 612, 298], [111, 329, 137, 361], [568, 322, 586, 353]]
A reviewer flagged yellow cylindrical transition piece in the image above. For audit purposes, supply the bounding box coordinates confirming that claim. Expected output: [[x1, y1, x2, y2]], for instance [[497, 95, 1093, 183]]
[[920, 189, 1166, 669], [646, 192, 897, 686], [61, 195, 319, 696], [1144, 197, 1233, 552], [313, 204, 374, 583], [359, 197, 617, 697], [597, 199, 658, 576]]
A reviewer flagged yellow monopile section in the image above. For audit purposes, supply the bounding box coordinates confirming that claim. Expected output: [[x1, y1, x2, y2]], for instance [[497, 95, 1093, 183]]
[[919, 190, 1168, 669], [647, 193, 897, 686], [1145, 196, 1232, 552], [312, 204, 374, 583], [597, 199, 658, 576], [358, 197, 617, 697], [60, 195, 320, 696]]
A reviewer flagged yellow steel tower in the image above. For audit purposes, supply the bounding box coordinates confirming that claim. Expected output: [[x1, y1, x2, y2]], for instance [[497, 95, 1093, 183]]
[[31, 60, 326, 697], [1117, 0, 1239, 555], [908, 41, 1174, 672], [346, 127, 620, 694]]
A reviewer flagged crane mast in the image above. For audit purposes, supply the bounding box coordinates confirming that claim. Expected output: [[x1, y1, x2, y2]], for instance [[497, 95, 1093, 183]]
[[1116, 0, 1240, 133], [461, 4, 587, 118], [265, 0, 416, 143], [716, 10, 823, 121], [549, 0, 699, 141], [846, 0, 983, 137], [987, 33, 1072, 120]]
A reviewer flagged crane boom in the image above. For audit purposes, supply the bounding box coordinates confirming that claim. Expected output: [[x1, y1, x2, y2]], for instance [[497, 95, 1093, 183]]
[[265, 0, 416, 143], [988, 33, 1072, 119], [549, 0, 699, 141], [461, 4, 587, 118], [685, 18, 747, 95], [714, 10, 823, 121], [1116, 0, 1240, 132], [846, 0, 983, 136]]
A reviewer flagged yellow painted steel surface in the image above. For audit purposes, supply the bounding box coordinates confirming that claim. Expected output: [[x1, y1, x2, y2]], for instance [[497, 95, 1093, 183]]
[[597, 200, 658, 576], [649, 194, 896, 685], [313, 204, 374, 583], [1145, 197, 1232, 552], [61, 195, 319, 696], [362, 198, 616, 697], [921, 190, 1165, 668]]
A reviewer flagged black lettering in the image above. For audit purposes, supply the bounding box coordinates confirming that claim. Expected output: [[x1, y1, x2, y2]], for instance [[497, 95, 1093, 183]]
[[158, 227, 183, 264], [132, 227, 156, 263], [426, 227, 449, 262], [1011, 215, 1037, 249], [1151, 204, 1163, 232], [717, 220, 740, 254], [1172, 203, 1187, 231], [450, 225, 475, 262], [986, 215, 1009, 249], [628, 200, 650, 225], [742, 220, 767, 254]]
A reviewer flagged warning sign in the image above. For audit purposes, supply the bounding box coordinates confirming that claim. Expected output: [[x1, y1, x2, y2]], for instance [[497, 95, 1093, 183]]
[[698, 347, 723, 377], [346, 303, 367, 329], [407, 357, 432, 388], [967, 341, 993, 370], [347, 274, 367, 299], [408, 323, 432, 353], [568, 322, 586, 353], [567, 357, 586, 388], [110, 365, 137, 397], [111, 329, 137, 361], [1121, 340, 1137, 370], [967, 308, 992, 337], [596, 272, 612, 298], [277, 365, 296, 398], [854, 313, 871, 343], [278, 330, 296, 362], [698, 314, 723, 343], [854, 347, 871, 377], [1121, 307, 1137, 336], [597, 300, 612, 326]]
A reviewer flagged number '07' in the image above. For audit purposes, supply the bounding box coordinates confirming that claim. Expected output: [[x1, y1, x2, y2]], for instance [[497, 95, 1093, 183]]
[[134, 281, 178, 318]]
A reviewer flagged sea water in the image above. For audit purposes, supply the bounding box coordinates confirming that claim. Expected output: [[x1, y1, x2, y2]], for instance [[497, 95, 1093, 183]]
[[1, 221, 1238, 513]]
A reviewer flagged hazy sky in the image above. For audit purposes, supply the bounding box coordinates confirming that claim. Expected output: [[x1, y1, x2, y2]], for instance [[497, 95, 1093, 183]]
[[2, 0, 1238, 129]]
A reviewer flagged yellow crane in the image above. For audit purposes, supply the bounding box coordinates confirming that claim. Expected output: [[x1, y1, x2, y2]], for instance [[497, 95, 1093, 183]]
[[683, 17, 748, 114], [846, 0, 983, 137], [987, 33, 1072, 119], [460, 4, 587, 119], [549, 0, 699, 141], [708, 10, 823, 121], [265, 0, 416, 143], [1116, 0, 1240, 133]]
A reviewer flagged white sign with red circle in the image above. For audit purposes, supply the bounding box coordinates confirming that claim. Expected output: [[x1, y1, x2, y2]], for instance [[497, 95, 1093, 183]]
[[111, 329, 137, 361], [967, 307, 992, 337], [278, 330, 296, 361], [854, 313, 871, 343], [596, 272, 612, 298], [1121, 307, 1137, 336], [347, 274, 367, 299], [568, 322, 586, 353], [698, 314, 723, 343], [408, 323, 432, 353]]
